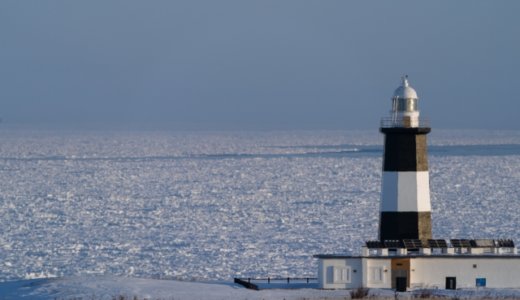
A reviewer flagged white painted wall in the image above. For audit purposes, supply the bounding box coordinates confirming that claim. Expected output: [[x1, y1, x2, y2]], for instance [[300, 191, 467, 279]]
[[381, 171, 431, 212], [318, 256, 520, 290], [363, 258, 392, 289], [318, 258, 363, 289], [410, 257, 520, 289]]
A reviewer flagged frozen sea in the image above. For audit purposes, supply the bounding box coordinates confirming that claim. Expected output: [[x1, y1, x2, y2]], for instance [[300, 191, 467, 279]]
[[0, 129, 518, 282]]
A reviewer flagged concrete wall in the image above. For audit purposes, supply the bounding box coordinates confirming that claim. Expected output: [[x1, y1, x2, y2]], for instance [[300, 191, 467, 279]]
[[410, 257, 520, 289]]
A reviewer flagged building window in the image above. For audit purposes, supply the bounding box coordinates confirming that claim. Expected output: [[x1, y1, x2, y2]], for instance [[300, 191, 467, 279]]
[[476, 278, 486, 287], [333, 267, 351, 284], [369, 267, 384, 283]]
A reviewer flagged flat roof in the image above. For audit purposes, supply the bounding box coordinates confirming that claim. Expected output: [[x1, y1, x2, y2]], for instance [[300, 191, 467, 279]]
[[314, 254, 520, 259]]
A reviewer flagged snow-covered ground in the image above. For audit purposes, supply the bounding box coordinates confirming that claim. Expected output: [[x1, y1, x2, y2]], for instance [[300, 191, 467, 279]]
[[0, 129, 518, 298], [1, 276, 520, 300], [0, 276, 353, 300]]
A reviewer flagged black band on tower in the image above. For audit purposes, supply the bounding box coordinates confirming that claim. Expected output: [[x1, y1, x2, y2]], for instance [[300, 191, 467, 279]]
[[380, 127, 431, 172], [379, 211, 432, 241]]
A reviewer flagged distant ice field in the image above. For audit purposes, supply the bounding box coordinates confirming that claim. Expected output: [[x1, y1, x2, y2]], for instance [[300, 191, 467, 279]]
[[0, 129, 518, 281]]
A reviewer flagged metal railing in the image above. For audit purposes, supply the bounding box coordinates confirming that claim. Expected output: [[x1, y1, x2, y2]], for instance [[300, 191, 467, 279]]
[[380, 117, 430, 128], [234, 277, 318, 290]]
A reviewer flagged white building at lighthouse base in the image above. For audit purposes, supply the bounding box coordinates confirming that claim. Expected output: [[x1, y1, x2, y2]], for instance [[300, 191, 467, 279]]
[[315, 241, 520, 290]]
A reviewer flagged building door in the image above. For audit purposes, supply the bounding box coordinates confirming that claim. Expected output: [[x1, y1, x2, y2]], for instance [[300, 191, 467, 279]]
[[391, 258, 410, 290], [446, 277, 456, 290], [396, 277, 407, 292]]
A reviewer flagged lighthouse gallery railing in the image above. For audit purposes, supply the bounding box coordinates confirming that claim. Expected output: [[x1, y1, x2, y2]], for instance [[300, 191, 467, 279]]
[[380, 117, 430, 128]]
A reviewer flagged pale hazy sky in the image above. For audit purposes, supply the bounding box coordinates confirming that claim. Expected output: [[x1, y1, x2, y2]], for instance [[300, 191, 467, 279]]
[[1, 1, 519, 129]]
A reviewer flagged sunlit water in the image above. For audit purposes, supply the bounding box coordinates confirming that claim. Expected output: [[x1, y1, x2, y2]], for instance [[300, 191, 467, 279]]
[[0, 129, 518, 281]]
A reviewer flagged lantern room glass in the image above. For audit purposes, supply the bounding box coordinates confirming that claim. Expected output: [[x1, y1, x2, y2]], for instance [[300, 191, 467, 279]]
[[397, 98, 417, 112]]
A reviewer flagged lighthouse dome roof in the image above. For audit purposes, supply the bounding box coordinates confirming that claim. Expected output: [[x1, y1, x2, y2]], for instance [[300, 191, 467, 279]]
[[393, 76, 418, 99]]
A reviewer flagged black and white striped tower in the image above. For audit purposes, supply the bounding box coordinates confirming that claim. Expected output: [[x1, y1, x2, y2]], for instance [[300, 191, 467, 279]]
[[379, 76, 432, 242]]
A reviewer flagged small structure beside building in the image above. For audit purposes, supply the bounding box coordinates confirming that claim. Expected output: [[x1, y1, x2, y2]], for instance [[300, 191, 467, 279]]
[[314, 77, 520, 291]]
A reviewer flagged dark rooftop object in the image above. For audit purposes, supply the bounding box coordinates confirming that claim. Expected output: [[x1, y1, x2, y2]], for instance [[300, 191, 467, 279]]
[[364, 239, 515, 249], [428, 239, 448, 248], [450, 239, 472, 248], [496, 239, 515, 248], [470, 239, 496, 248], [384, 240, 404, 249], [366, 241, 385, 249], [403, 239, 423, 249]]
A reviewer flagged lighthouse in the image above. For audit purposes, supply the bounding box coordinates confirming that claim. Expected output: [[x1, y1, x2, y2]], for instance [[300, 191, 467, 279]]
[[314, 76, 520, 291], [379, 76, 432, 242]]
